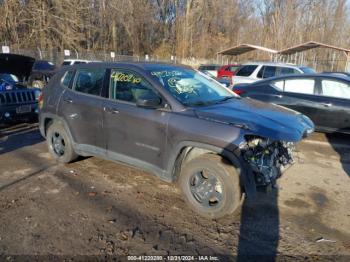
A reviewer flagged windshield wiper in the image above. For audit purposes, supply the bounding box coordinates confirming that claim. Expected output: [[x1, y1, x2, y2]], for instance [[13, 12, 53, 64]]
[[185, 101, 213, 106], [185, 96, 238, 107], [213, 96, 238, 104]]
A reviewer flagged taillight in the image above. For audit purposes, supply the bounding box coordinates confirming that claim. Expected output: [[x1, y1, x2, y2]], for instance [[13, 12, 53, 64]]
[[233, 89, 245, 95], [38, 93, 44, 109]]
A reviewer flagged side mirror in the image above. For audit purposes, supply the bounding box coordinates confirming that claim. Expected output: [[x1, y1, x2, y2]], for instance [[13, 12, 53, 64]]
[[136, 93, 162, 108]]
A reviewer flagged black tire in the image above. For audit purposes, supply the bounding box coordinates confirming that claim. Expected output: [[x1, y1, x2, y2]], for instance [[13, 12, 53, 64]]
[[179, 154, 242, 219], [46, 121, 78, 163]]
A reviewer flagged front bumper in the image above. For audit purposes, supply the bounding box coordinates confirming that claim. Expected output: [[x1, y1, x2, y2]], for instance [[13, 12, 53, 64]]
[[0, 103, 39, 122], [240, 138, 295, 188]]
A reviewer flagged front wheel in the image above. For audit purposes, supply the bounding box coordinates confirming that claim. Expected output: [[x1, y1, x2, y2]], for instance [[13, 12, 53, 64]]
[[46, 121, 78, 163], [179, 154, 242, 219]]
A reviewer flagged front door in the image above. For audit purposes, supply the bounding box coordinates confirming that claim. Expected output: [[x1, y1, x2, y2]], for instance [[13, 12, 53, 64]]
[[103, 68, 170, 171], [273, 77, 321, 125]]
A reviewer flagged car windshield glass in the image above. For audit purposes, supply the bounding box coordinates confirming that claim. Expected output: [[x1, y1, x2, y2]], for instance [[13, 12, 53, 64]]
[[300, 67, 315, 73], [229, 66, 240, 72], [147, 66, 237, 106], [199, 65, 220, 71], [236, 65, 258, 76]]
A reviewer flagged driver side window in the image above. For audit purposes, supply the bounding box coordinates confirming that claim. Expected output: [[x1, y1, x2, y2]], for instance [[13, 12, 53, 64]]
[[109, 69, 158, 103]]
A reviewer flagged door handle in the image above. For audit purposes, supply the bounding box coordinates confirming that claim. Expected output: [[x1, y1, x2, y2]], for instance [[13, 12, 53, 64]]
[[322, 103, 332, 107], [103, 106, 119, 114], [63, 97, 73, 103]]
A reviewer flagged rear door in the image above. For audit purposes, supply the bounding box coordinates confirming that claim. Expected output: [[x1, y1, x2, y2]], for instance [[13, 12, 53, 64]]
[[315, 77, 350, 132], [58, 67, 106, 149], [102, 68, 170, 170]]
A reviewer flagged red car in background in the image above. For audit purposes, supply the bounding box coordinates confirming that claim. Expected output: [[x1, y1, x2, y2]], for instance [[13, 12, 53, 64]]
[[217, 64, 241, 78]]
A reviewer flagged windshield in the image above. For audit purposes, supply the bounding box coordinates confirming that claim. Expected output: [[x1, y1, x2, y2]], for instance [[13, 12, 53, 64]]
[[198, 65, 221, 71], [147, 66, 237, 106], [300, 67, 315, 73]]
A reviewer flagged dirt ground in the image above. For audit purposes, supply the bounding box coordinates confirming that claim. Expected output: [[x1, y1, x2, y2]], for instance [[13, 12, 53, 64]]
[[0, 123, 349, 260]]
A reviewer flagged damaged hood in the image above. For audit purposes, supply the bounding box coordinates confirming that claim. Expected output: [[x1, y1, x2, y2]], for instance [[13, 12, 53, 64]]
[[0, 53, 35, 81], [194, 98, 314, 142]]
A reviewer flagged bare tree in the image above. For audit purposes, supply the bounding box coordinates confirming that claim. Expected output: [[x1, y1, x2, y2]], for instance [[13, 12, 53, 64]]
[[0, 0, 348, 62]]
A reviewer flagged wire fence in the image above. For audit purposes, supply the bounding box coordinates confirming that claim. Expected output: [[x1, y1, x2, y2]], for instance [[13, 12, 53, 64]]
[[11, 49, 140, 64], [3, 48, 348, 72], [3, 48, 218, 68]]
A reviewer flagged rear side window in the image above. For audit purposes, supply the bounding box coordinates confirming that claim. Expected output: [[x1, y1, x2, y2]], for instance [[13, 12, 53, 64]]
[[280, 67, 299, 75], [283, 79, 315, 94], [263, 66, 277, 78], [257, 66, 277, 79], [61, 71, 75, 88], [73, 69, 105, 96], [235, 65, 258, 77], [321, 79, 350, 99]]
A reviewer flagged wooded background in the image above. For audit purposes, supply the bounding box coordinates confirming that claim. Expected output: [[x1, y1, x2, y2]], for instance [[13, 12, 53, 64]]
[[0, 0, 349, 62]]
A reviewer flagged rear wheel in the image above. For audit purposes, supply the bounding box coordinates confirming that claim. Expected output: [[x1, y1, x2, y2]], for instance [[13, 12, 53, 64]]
[[179, 154, 242, 219], [46, 121, 78, 163]]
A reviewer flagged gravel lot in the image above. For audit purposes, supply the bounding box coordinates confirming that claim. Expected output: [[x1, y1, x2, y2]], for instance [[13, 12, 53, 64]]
[[0, 123, 349, 260]]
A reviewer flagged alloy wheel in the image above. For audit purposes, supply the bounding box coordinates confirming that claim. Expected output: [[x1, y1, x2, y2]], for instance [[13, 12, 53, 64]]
[[189, 169, 223, 208], [51, 131, 66, 156]]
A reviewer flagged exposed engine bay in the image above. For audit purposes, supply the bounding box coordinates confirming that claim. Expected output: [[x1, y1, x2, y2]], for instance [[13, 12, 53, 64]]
[[241, 136, 295, 187]]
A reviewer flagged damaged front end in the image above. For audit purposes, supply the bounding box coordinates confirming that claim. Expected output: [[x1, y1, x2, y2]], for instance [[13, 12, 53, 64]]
[[240, 136, 295, 188]]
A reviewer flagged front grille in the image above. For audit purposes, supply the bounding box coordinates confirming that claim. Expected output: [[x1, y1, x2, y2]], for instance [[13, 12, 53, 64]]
[[0, 90, 36, 105]]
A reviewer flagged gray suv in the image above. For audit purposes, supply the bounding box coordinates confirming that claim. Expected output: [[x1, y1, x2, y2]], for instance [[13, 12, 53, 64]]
[[39, 62, 314, 218]]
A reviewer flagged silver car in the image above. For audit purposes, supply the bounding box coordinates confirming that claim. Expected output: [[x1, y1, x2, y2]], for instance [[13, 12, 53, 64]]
[[232, 62, 315, 86]]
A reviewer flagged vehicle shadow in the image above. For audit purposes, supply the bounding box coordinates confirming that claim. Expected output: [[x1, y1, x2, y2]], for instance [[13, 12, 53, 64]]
[[326, 133, 350, 177], [0, 136, 281, 257], [237, 188, 279, 261], [0, 123, 44, 155], [52, 169, 229, 256], [0, 167, 49, 192]]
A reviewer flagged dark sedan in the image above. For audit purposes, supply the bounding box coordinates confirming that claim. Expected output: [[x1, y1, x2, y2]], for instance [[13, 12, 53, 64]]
[[232, 74, 350, 134]]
